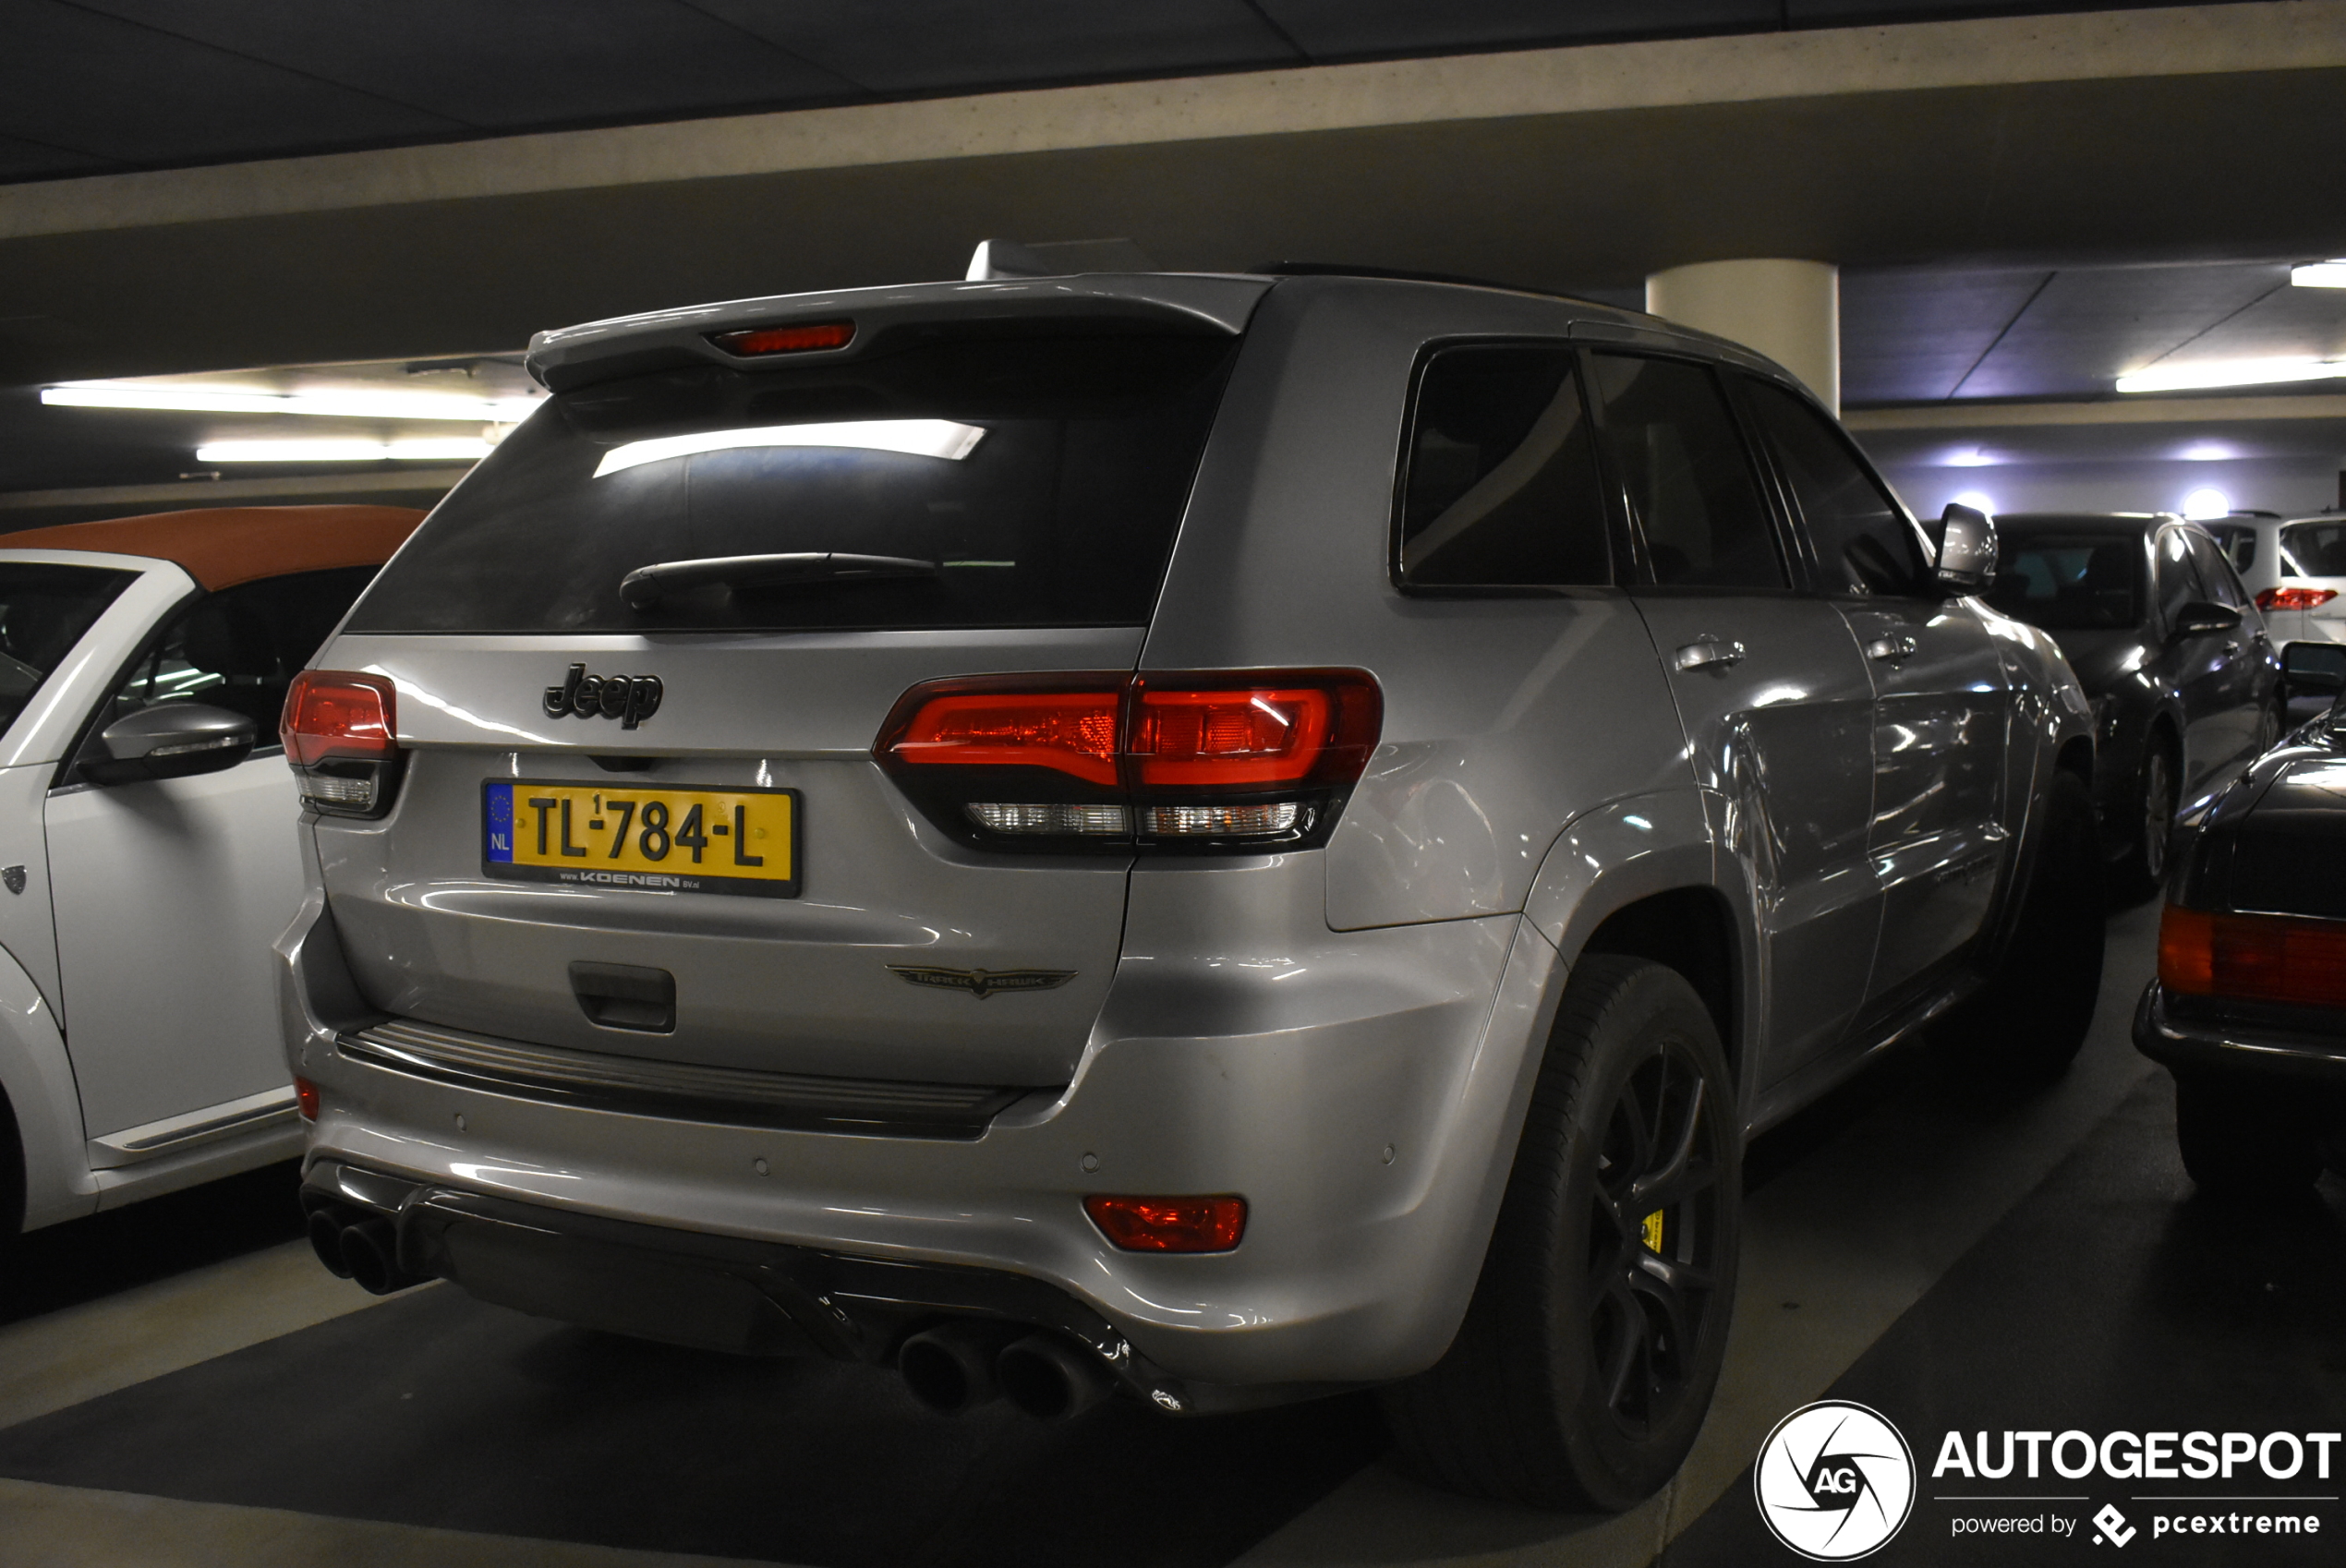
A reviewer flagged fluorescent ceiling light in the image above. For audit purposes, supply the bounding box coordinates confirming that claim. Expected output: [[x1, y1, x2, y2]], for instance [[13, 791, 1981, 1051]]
[[45, 381, 541, 422], [2179, 442, 2235, 462], [594, 420, 986, 478], [2116, 358, 2346, 393], [2292, 260, 2346, 288], [195, 439, 493, 463], [1944, 448, 1995, 467]]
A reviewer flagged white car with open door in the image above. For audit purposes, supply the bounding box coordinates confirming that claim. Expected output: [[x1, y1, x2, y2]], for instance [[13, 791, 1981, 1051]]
[[0, 504, 420, 1236]]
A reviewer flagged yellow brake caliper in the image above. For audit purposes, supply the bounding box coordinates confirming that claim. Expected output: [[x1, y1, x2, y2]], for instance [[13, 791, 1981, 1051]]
[[1640, 1210, 1665, 1252]]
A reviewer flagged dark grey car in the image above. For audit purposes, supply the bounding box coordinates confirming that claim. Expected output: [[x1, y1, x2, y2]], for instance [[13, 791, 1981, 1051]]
[[1984, 513, 2281, 899], [277, 268, 2099, 1511]]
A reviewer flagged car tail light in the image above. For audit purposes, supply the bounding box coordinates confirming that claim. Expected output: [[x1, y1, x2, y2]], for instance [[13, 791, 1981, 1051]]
[[2159, 903, 2346, 1009], [875, 670, 1381, 851], [2255, 586, 2340, 610], [282, 670, 403, 818], [708, 320, 854, 356], [888, 689, 1121, 786], [1084, 1194, 1247, 1253], [294, 1076, 319, 1121]]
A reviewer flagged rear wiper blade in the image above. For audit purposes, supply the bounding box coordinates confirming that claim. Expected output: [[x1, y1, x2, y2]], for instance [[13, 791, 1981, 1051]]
[[619, 552, 937, 609]]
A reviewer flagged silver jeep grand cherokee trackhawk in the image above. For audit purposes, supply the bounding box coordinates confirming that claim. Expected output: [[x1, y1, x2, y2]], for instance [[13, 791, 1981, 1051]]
[[279, 267, 2100, 1510]]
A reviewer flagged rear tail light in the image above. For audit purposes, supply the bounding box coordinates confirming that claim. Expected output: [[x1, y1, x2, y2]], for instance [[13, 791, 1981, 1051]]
[[2255, 586, 2340, 610], [1084, 1194, 1247, 1253], [282, 670, 403, 818], [875, 670, 1381, 851], [2159, 903, 2346, 1009], [708, 320, 855, 356]]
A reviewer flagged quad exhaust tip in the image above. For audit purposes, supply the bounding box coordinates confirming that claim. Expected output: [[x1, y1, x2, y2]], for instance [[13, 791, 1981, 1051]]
[[303, 1202, 429, 1296], [897, 1321, 1116, 1420]]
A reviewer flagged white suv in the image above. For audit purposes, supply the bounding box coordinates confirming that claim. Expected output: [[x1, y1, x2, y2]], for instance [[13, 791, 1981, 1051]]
[[2207, 513, 2346, 645]]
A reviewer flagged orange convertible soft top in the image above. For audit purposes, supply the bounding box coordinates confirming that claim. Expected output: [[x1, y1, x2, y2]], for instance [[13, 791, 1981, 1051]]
[[0, 504, 426, 591]]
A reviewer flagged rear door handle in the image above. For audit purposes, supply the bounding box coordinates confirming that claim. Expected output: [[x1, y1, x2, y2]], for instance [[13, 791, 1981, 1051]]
[[1675, 638, 1747, 671], [1866, 634, 1919, 663]]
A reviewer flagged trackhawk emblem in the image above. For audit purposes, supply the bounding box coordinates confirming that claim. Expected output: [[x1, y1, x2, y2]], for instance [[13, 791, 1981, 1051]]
[[888, 966, 1077, 1000], [544, 664, 663, 729]]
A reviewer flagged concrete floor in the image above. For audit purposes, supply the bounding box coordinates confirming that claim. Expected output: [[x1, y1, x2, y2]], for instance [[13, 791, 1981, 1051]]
[[1, 899, 2337, 1567]]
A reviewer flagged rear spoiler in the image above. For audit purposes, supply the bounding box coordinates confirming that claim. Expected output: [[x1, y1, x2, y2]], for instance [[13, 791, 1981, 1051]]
[[526, 273, 1271, 393]]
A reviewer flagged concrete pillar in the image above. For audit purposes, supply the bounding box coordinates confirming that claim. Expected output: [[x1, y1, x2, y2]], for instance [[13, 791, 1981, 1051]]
[[1645, 259, 1841, 414]]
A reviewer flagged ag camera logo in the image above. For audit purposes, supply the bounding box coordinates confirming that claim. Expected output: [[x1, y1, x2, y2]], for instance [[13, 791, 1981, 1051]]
[[1756, 1401, 1917, 1560]]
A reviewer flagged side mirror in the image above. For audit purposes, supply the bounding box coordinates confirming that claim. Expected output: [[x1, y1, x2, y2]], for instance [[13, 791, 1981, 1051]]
[[1932, 503, 1998, 594], [2168, 600, 2243, 640], [79, 704, 257, 786], [2281, 640, 2346, 708]]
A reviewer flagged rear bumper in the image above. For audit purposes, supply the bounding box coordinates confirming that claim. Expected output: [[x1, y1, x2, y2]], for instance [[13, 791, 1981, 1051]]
[[301, 1156, 1200, 1406], [2133, 980, 2346, 1087], [278, 862, 1561, 1393]]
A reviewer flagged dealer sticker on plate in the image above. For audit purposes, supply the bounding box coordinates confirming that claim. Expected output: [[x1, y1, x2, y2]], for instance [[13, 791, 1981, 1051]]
[[482, 781, 799, 898]]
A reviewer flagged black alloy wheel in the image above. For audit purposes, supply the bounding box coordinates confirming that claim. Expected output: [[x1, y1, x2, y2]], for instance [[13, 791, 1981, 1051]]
[[1587, 1044, 1723, 1439], [1382, 956, 1741, 1512]]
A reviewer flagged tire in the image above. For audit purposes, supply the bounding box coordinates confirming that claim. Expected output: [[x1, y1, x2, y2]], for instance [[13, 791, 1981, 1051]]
[[2113, 738, 2178, 904], [1380, 956, 1740, 1512], [2255, 699, 2284, 756], [1936, 770, 2104, 1080], [2176, 1073, 2319, 1199], [0, 1088, 22, 1239]]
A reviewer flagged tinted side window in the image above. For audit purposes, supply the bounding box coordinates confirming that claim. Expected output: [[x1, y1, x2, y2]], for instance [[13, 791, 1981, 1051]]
[[2279, 521, 2346, 578], [1589, 354, 1784, 589], [101, 565, 381, 740], [0, 563, 136, 736], [2155, 528, 2206, 626], [1397, 344, 1610, 587], [1741, 377, 1924, 596], [2184, 530, 2247, 609]]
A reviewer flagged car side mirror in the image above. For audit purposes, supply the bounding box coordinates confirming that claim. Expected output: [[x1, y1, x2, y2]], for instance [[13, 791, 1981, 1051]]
[[79, 703, 257, 786], [2167, 600, 2243, 640], [1931, 503, 1998, 594], [2281, 639, 2346, 706]]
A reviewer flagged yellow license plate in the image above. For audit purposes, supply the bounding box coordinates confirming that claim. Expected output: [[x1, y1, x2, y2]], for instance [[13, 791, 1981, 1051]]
[[483, 781, 799, 898]]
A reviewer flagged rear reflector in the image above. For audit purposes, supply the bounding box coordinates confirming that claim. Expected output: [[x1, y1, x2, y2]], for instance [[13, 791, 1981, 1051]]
[[294, 1076, 319, 1121], [708, 320, 855, 356], [2255, 586, 2340, 610], [2159, 903, 2346, 1009], [1084, 1194, 1247, 1253]]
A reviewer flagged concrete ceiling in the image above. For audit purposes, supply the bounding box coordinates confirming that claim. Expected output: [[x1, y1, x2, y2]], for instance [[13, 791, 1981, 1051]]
[[6, 3, 2346, 511], [0, 2, 2253, 184]]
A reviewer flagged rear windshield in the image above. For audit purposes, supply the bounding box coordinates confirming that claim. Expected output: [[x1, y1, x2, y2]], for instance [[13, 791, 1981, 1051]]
[[0, 562, 136, 734], [1985, 535, 2143, 631], [2279, 521, 2346, 578], [346, 329, 1240, 633]]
